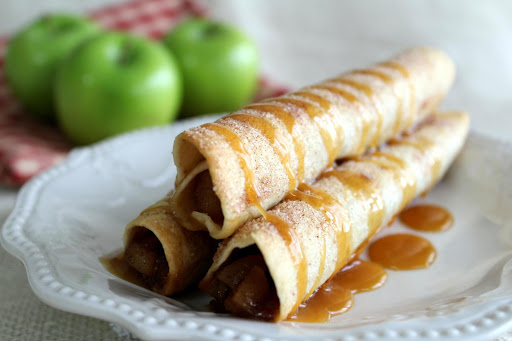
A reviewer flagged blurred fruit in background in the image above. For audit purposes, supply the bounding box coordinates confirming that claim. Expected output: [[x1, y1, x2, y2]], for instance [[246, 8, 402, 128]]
[[4, 14, 100, 121], [55, 32, 182, 145], [0, 1, 288, 186], [164, 18, 259, 118], [3, 12, 260, 145]]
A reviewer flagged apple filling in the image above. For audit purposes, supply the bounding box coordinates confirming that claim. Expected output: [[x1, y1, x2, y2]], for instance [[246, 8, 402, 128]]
[[200, 246, 280, 321], [124, 227, 169, 289], [192, 170, 224, 226]]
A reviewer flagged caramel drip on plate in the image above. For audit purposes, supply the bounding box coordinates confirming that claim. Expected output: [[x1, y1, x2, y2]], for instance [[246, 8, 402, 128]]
[[400, 204, 454, 232], [331, 78, 383, 148], [244, 103, 305, 183], [205, 123, 266, 216], [229, 113, 296, 192], [309, 85, 368, 154], [288, 260, 387, 323], [368, 233, 436, 270], [288, 283, 352, 323], [331, 260, 388, 293], [100, 252, 148, 289], [353, 69, 403, 136], [380, 61, 416, 127], [265, 213, 308, 313], [269, 97, 339, 166]]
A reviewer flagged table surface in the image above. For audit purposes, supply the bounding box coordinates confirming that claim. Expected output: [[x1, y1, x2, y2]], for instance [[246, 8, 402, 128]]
[[1, 1, 511, 340]]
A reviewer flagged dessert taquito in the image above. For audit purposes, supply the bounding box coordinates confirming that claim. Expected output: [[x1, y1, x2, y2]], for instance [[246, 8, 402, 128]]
[[172, 47, 456, 239], [199, 112, 469, 321], [123, 194, 217, 295]]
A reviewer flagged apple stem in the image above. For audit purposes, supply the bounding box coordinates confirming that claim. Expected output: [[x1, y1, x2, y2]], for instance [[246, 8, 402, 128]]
[[41, 16, 76, 35], [202, 24, 223, 38], [118, 40, 136, 66]]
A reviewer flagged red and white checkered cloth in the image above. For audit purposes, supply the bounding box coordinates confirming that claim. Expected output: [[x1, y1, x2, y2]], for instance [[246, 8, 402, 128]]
[[0, 0, 289, 187]]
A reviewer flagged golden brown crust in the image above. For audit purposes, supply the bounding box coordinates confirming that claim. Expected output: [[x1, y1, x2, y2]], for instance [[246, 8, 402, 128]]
[[201, 112, 470, 321], [124, 194, 217, 295], [172, 47, 456, 239]]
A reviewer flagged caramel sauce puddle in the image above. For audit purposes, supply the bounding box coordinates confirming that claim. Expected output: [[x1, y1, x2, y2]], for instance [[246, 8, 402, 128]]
[[400, 204, 454, 232], [288, 200, 453, 323], [368, 233, 437, 270], [287, 260, 387, 323]]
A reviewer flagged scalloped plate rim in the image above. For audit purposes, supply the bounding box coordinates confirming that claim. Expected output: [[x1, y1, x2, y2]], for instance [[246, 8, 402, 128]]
[[2, 116, 512, 341]]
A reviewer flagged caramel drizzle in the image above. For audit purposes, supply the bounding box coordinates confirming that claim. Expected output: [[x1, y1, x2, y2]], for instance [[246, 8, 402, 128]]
[[286, 183, 346, 233], [353, 69, 404, 136], [293, 91, 331, 111], [204, 123, 266, 216], [291, 90, 344, 165], [281, 127, 445, 317], [306, 238, 327, 298], [276, 182, 352, 306], [245, 103, 306, 183], [286, 183, 351, 280], [388, 136, 442, 186], [330, 78, 383, 148], [308, 85, 369, 154], [270, 131, 441, 313], [322, 169, 386, 247], [380, 61, 416, 127], [202, 60, 416, 220], [265, 213, 308, 313], [359, 151, 417, 212], [267, 97, 339, 167], [229, 113, 296, 192]]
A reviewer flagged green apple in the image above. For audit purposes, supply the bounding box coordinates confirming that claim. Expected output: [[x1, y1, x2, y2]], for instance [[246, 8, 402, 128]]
[[5, 14, 100, 120], [163, 19, 259, 117], [55, 32, 182, 145]]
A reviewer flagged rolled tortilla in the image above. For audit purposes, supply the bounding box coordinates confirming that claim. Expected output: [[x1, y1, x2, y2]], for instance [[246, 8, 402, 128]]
[[123, 194, 217, 296], [172, 47, 456, 239], [199, 112, 469, 321]]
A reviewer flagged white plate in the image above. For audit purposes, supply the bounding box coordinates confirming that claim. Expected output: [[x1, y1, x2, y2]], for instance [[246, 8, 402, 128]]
[[2, 115, 512, 341]]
